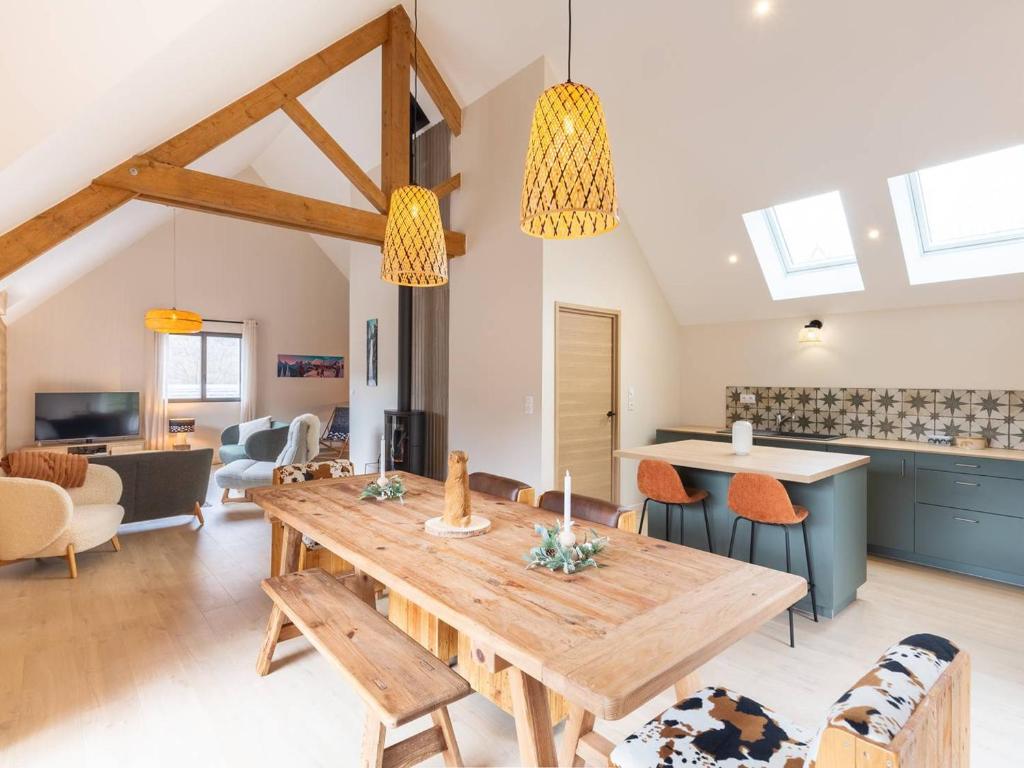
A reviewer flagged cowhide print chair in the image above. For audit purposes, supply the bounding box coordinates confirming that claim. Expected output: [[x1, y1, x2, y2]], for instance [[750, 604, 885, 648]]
[[268, 459, 355, 577], [608, 634, 969, 768]]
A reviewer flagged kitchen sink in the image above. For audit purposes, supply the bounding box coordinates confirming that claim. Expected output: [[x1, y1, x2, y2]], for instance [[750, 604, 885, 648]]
[[715, 429, 842, 442]]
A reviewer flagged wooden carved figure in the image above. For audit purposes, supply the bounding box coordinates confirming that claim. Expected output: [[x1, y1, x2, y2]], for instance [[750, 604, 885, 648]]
[[444, 450, 472, 528]]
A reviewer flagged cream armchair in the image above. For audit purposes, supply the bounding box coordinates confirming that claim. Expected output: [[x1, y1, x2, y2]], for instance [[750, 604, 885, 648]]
[[0, 463, 125, 578]]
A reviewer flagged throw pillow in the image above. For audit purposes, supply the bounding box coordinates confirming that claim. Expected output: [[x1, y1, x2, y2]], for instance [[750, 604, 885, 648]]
[[237, 416, 272, 445]]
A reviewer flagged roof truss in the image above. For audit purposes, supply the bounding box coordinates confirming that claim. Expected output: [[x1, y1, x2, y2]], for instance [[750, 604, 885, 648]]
[[0, 5, 464, 280]]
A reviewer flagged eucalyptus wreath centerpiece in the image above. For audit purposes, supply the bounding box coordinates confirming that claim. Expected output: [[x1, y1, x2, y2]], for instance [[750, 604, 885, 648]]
[[359, 475, 406, 503], [525, 523, 609, 575]]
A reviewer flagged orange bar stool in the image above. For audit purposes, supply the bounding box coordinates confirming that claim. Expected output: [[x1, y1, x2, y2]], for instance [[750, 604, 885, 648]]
[[636, 459, 713, 552], [726, 472, 819, 648]]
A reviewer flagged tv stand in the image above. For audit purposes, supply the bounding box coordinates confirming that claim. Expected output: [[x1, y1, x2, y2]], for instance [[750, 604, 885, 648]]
[[23, 438, 146, 457]]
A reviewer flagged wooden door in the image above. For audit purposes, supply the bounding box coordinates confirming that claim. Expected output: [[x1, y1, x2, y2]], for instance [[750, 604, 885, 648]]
[[555, 304, 619, 502]]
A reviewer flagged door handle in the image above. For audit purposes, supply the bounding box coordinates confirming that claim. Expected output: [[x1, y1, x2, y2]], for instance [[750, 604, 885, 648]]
[[954, 480, 979, 487], [607, 411, 617, 418], [953, 517, 979, 524]]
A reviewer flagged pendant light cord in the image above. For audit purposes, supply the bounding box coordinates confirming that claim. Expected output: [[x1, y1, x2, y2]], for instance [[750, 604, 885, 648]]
[[172, 208, 178, 310], [567, 0, 572, 83], [411, 0, 419, 187]]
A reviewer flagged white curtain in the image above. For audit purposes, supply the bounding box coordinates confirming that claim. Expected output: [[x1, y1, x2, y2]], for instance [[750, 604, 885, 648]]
[[240, 319, 258, 422], [143, 332, 169, 450]]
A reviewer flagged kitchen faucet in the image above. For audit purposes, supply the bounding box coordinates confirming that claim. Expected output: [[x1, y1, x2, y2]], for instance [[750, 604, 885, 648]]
[[775, 412, 792, 431]]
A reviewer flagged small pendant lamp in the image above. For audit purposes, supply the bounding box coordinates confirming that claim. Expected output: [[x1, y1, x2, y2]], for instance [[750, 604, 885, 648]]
[[521, 0, 618, 239], [380, 0, 448, 287], [145, 209, 202, 334]]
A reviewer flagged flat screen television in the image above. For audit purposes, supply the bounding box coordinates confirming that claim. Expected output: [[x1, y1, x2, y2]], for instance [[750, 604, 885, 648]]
[[35, 392, 141, 443]]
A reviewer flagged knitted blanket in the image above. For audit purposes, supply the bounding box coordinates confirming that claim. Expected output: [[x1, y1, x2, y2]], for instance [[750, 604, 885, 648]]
[[0, 451, 89, 488]]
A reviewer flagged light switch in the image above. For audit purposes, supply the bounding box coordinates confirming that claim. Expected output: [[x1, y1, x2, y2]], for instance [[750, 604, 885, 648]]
[[627, 386, 637, 412], [524, 395, 534, 415]]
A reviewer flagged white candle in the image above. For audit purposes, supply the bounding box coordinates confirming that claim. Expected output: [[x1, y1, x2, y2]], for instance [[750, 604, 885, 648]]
[[563, 470, 572, 530], [378, 434, 387, 483]]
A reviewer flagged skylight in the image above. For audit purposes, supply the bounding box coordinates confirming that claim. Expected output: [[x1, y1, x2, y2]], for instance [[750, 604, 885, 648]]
[[743, 191, 864, 300], [890, 144, 1024, 284]]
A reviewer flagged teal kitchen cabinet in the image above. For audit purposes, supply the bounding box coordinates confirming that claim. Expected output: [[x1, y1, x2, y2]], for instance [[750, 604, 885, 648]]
[[830, 446, 916, 554]]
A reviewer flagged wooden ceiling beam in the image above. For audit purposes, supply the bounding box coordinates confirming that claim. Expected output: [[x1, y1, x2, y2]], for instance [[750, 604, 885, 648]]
[[94, 157, 465, 256], [281, 98, 388, 213], [431, 173, 461, 200], [381, 7, 412, 201]]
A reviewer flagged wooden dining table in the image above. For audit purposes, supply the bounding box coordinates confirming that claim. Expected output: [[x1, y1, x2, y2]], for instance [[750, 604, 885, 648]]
[[252, 472, 806, 767]]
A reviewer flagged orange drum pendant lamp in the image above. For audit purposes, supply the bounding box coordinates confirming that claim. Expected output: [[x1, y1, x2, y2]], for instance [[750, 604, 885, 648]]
[[380, 0, 448, 287], [521, 0, 618, 239], [145, 209, 202, 334]]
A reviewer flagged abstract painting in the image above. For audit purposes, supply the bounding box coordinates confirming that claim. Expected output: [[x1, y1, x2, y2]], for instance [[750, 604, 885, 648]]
[[367, 319, 378, 387], [276, 354, 344, 378]]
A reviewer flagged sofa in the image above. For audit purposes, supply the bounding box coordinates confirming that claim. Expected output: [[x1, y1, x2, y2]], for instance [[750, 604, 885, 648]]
[[91, 448, 212, 525], [0, 463, 125, 578], [219, 420, 289, 465], [215, 414, 320, 502]]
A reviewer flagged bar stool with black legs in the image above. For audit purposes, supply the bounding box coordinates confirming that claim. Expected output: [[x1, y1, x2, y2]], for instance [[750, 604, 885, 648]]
[[636, 459, 713, 552], [726, 472, 818, 648]]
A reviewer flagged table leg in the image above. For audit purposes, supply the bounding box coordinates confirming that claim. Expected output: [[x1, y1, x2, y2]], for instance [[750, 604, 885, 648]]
[[559, 703, 596, 767], [347, 568, 378, 607], [508, 667, 558, 767], [673, 670, 702, 702], [279, 522, 302, 575]]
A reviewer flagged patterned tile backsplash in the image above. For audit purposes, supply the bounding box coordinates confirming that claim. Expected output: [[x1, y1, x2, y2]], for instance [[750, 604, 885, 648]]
[[725, 387, 1024, 450]]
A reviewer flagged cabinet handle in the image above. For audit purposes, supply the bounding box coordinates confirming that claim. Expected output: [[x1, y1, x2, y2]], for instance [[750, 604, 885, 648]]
[[955, 463, 980, 469], [953, 516, 979, 524], [954, 480, 980, 487], [900, 458, 906, 479]]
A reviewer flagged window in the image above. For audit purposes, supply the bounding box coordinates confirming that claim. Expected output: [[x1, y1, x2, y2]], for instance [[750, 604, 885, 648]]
[[167, 332, 241, 401], [743, 191, 864, 300], [889, 144, 1024, 284]]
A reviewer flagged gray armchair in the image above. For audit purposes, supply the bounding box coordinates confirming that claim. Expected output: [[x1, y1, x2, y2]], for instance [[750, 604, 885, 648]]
[[219, 420, 288, 464]]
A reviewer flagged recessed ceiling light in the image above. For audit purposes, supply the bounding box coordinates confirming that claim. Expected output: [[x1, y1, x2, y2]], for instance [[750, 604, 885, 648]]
[[728, 254, 739, 264], [867, 228, 881, 240], [754, 1, 773, 17]]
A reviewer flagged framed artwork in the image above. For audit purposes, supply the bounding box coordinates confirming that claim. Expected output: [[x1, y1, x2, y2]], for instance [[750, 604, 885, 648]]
[[366, 318, 378, 387], [276, 354, 344, 378]]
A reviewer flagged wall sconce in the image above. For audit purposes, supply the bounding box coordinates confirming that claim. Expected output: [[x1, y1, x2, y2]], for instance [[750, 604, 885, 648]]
[[799, 319, 824, 344]]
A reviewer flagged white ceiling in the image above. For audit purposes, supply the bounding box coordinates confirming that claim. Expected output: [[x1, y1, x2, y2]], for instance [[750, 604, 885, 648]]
[[3, 0, 1024, 323]]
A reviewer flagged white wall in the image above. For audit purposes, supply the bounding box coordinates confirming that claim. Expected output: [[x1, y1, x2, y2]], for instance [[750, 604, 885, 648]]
[[346, 241, 398, 474], [7, 171, 349, 453], [448, 59, 546, 490], [542, 218, 686, 506], [678, 299, 1024, 427]]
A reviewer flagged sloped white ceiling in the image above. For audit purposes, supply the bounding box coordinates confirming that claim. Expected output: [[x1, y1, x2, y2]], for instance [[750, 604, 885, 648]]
[[4, 0, 1024, 324]]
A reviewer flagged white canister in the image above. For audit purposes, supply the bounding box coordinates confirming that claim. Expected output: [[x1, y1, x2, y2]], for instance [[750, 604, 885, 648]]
[[732, 420, 753, 456]]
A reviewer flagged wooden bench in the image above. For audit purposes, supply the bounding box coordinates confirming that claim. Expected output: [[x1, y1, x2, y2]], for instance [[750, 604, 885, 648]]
[[257, 568, 470, 767]]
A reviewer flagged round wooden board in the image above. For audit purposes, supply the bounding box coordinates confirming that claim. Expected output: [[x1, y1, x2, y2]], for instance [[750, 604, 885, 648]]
[[424, 516, 491, 538]]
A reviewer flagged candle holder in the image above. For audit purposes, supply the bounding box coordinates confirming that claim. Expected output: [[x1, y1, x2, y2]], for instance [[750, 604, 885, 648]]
[[359, 476, 406, 503]]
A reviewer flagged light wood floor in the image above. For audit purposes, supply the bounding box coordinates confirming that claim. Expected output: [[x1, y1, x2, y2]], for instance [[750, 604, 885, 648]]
[[1, 478, 1020, 767]]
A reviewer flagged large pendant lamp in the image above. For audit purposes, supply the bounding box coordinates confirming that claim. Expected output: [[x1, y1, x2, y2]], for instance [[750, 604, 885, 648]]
[[145, 209, 202, 334], [520, 0, 618, 239], [380, 0, 448, 287]]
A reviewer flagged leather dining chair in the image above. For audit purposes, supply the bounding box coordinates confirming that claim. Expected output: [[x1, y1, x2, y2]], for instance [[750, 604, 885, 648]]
[[538, 491, 630, 529], [468, 472, 535, 506], [636, 459, 713, 551], [727, 472, 819, 647]]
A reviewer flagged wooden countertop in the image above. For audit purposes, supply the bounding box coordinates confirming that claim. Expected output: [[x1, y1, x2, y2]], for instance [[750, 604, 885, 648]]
[[614, 439, 869, 483], [662, 425, 1024, 463]]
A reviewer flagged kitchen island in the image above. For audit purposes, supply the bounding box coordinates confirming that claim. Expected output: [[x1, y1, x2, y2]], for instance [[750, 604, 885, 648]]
[[615, 439, 869, 617]]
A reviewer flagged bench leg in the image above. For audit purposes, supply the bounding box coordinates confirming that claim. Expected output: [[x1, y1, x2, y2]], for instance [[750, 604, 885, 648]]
[[559, 703, 596, 767], [347, 568, 378, 608], [431, 706, 463, 767], [256, 605, 285, 676], [508, 667, 558, 768], [361, 711, 386, 768], [673, 670, 702, 702]]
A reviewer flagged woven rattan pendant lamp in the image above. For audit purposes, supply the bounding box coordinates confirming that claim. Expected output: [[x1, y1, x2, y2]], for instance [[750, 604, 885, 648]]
[[144, 209, 202, 334], [520, 0, 618, 239], [380, 0, 448, 287]]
